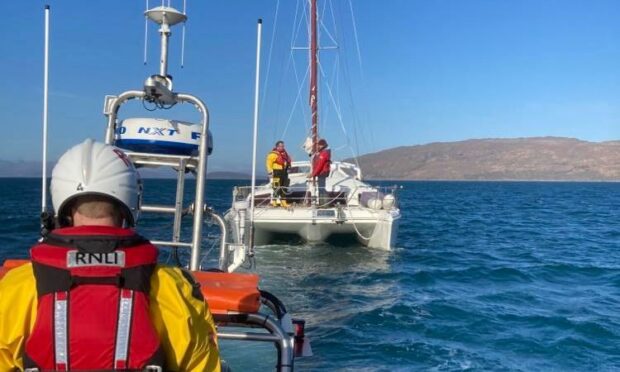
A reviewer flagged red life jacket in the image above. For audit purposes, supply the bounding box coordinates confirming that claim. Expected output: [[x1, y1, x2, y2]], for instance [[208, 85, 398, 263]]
[[24, 226, 165, 371], [271, 148, 291, 168]]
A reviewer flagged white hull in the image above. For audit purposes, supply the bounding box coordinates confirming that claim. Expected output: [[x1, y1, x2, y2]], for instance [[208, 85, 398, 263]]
[[224, 161, 401, 250], [226, 205, 400, 249]]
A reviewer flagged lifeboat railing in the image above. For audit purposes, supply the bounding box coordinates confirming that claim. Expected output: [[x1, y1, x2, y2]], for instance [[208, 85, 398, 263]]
[[99, 5, 308, 371]]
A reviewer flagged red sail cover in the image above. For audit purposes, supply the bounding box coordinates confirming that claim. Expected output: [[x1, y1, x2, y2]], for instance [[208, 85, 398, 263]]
[[23, 227, 164, 371]]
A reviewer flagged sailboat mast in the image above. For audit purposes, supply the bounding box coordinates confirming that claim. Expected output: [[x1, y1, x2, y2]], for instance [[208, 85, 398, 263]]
[[310, 0, 319, 153]]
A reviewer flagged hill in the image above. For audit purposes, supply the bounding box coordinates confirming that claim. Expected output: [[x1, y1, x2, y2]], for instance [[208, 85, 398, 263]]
[[0, 161, 252, 180], [352, 137, 620, 181], [4, 137, 620, 181]]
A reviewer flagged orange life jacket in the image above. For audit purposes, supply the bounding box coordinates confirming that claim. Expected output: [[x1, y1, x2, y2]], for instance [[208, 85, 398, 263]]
[[24, 226, 165, 371], [271, 149, 291, 168]]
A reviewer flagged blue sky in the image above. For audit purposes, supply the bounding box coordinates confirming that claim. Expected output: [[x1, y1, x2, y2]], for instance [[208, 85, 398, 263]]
[[0, 0, 618, 171]]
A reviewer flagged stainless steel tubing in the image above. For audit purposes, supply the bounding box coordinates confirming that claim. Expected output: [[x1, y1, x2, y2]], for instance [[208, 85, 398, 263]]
[[217, 313, 294, 372], [176, 93, 210, 271], [217, 332, 281, 343], [207, 211, 228, 271], [141, 204, 177, 213]]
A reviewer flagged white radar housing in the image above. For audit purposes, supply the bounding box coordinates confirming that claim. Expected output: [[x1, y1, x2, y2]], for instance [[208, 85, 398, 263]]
[[115, 118, 213, 156]]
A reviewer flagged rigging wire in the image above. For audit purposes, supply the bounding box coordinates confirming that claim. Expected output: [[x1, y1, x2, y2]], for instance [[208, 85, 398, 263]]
[[319, 13, 338, 46], [281, 60, 310, 139], [271, 0, 301, 141], [307, 0, 362, 167], [317, 60, 347, 142], [272, 45, 293, 141], [281, 0, 312, 140], [259, 0, 280, 112], [274, 0, 369, 167], [345, 0, 373, 156], [290, 0, 301, 50], [348, 0, 364, 80], [332, 0, 366, 165], [314, 47, 339, 136], [275, 0, 307, 141]]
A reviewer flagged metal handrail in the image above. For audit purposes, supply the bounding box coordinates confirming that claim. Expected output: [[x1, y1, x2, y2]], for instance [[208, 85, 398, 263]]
[[215, 313, 295, 372], [233, 184, 400, 210], [205, 208, 228, 272], [104, 90, 211, 272], [95, 7, 304, 372]]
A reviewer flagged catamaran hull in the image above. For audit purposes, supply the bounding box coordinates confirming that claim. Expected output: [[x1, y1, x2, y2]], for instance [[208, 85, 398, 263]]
[[225, 207, 400, 250]]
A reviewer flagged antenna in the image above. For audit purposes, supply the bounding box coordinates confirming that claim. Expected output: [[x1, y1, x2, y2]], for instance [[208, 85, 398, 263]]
[[41, 4, 50, 214], [142, 2, 187, 107], [249, 18, 263, 262], [181, 0, 187, 68], [143, 0, 149, 65], [145, 5, 186, 78], [40, 4, 53, 235]]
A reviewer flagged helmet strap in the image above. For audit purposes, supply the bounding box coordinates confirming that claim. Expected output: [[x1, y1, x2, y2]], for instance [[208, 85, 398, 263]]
[[40, 211, 55, 237]]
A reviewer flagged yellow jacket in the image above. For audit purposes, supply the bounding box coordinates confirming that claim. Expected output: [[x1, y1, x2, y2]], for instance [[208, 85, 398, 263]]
[[0, 263, 221, 372], [265, 150, 291, 174]]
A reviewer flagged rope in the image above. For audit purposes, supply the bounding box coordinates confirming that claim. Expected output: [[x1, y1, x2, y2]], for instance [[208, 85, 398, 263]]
[[199, 240, 216, 270], [337, 186, 373, 241], [345, 187, 374, 242], [351, 216, 372, 241]]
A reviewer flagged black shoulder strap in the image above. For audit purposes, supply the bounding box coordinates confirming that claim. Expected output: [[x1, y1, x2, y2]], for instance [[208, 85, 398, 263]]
[[179, 269, 205, 302], [32, 233, 155, 296], [32, 262, 156, 296], [43, 233, 149, 253]]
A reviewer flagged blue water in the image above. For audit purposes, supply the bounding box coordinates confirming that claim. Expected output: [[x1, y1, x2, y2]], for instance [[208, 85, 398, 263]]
[[2, 178, 620, 371]]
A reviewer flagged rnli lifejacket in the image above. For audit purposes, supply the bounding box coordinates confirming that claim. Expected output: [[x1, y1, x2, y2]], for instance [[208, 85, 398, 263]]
[[24, 227, 165, 371], [271, 149, 291, 169]]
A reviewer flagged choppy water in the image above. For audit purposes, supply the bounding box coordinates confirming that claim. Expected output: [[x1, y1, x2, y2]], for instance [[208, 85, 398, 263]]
[[2, 178, 620, 371]]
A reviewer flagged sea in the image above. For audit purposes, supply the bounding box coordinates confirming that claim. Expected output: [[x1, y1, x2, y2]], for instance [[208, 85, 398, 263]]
[[1, 178, 620, 371]]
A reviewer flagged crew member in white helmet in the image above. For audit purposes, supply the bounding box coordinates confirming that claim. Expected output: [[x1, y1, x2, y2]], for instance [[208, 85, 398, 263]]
[[0, 139, 221, 371]]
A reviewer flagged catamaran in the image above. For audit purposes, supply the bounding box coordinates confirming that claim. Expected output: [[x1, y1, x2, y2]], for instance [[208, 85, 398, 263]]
[[225, 0, 401, 250], [0, 3, 310, 371]]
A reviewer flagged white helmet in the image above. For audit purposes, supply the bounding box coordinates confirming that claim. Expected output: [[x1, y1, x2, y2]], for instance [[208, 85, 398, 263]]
[[50, 139, 142, 226]]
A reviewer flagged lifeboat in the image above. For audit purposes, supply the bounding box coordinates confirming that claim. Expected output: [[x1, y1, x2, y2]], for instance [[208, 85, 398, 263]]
[[2, 3, 311, 371]]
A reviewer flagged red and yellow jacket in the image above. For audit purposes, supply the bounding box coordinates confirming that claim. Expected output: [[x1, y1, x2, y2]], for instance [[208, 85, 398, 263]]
[[266, 149, 292, 173], [0, 226, 220, 372]]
